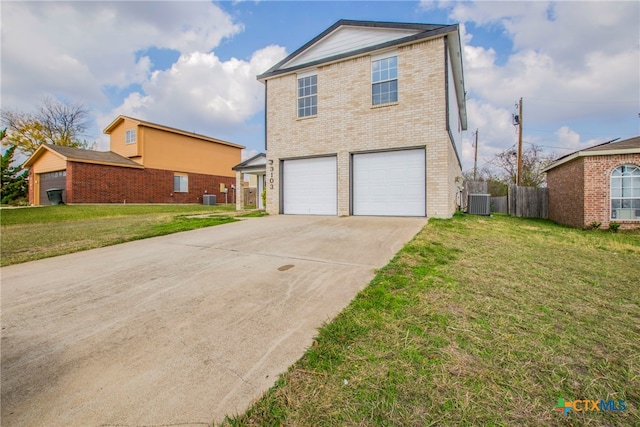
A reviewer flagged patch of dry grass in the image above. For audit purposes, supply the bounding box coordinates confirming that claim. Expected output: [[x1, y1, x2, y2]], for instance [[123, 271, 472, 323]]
[[223, 214, 640, 426], [1, 205, 237, 265]]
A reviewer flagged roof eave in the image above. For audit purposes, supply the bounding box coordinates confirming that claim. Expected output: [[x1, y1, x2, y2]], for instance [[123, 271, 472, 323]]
[[446, 27, 467, 131], [22, 144, 67, 168], [65, 158, 145, 169], [257, 24, 457, 82], [543, 148, 640, 172]]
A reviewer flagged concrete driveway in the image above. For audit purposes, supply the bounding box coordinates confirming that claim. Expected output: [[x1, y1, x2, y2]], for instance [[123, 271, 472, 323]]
[[1, 215, 426, 426]]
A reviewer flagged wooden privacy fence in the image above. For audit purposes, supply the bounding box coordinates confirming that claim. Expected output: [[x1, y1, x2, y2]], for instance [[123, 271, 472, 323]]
[[508, 185, 548, 218], [490, 196, 508, 214], [463, 181, 548, 218], [243, 188, 257, 207]]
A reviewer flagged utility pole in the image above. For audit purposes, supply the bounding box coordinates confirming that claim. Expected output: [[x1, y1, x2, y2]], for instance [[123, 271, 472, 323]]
[[473, 129, 478, 181], [516, 97, 523, 186]]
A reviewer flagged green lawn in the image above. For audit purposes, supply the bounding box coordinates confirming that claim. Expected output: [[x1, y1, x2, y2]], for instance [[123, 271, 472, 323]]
[[224, 214, 640, 426], [0, 204, 239, 266]]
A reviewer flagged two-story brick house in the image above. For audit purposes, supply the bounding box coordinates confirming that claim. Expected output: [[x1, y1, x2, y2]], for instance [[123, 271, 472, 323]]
[[24, 116, 243, 205], [258, 20, 467, 217]]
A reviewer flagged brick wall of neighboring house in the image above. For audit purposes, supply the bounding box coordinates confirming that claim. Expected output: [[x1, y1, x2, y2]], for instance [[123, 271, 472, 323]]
[[66, 162, 236, 205], [265, 38, 456, 217], [583, 154, 640, 230], [546, 157, 585, 228], [547, 154, 640, 230]]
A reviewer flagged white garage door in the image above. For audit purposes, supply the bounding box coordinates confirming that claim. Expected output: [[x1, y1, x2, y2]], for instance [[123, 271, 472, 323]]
[[353, 149, 425, 216], [283, 156, 337, 215]]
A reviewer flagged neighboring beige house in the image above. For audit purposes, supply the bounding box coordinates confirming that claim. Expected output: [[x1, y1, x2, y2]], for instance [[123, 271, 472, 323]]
[[24, 116, 243, 205], [257, 19, 467, 217], [544, 136, 640, 230]]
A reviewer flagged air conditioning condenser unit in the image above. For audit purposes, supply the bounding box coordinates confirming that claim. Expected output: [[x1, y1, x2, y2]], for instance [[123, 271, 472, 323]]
[[203, 194, 217, 205], [468, 194, 490, 216]]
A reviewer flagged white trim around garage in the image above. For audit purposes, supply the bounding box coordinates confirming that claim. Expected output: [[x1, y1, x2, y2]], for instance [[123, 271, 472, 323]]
[[281, 156, 337, 215], [351, 148, 426, 216]]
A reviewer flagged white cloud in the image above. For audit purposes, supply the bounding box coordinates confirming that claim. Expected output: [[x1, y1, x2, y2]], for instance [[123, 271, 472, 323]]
[[442, 1, 640, 171], [1, 1, 242, 109], [95, 45, 286, 149]]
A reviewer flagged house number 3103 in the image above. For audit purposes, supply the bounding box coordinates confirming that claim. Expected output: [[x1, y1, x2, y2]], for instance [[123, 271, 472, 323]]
[[269, 165, 274, 190]]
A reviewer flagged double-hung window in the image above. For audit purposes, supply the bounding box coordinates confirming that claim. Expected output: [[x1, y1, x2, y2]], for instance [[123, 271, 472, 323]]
[[611, 165, 640, 220], [372, 53, 398, 105], [297, 72, 317, 118], [125, 129, 136, 144], [174, 173, 188, 193]]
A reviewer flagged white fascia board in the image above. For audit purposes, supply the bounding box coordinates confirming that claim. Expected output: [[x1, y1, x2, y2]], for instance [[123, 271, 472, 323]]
[[543, 148, 640, 172]]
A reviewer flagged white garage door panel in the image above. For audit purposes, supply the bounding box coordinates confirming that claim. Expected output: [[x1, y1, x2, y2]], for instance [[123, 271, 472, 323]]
[[283, 157, 337, 215], [353, 149, 425, 216]]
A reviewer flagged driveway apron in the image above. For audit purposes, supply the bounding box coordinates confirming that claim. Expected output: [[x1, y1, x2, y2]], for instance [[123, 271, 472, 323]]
[[1, 215, 426, 426]]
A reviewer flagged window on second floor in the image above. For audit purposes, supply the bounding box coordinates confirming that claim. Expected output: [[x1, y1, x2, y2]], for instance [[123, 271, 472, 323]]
[[125, 129, 136, 144], [372, 54, 398, 106], [297, 74, 317, 118]]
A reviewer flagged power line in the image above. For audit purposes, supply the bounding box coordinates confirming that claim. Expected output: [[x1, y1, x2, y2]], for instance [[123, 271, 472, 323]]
[[526, 97, 637, 105], [522, 141, 575, 151]]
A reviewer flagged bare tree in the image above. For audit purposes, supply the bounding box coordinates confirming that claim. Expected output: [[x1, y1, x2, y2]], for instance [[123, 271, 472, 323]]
[[492, 144, 555, 188], [1, 97, 93, 154]]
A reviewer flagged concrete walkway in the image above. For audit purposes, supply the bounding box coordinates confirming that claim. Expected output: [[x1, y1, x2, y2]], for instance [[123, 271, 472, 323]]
[[1, 215, 426, 426]]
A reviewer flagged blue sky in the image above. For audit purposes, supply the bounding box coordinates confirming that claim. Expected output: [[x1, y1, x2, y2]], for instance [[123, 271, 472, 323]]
[[2, 1, 639, 174]]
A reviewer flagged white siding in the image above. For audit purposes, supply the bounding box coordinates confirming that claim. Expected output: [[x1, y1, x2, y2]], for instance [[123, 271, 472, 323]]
[[284, 26, 419, 69], [447, 48, 462, 154]]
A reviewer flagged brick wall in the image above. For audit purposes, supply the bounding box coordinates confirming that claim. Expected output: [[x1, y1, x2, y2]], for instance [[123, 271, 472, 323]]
[[66, 162, 236, 205], [547, 154, 640, 229], [583, 154, 640, 230], [265, 38, 457, 217], [547, 158, 585, 228]]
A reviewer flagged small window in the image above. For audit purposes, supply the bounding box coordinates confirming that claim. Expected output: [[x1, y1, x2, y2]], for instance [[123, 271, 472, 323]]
[[611, 165, 640, 220], [174, 173, 188, 192], [372, 55, 398, 105], [297, 74, 317, 118], [125, 129, 136, 144]]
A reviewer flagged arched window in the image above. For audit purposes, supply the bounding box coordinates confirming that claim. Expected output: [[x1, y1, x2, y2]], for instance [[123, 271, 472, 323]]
[[611, 165, 640, 220]]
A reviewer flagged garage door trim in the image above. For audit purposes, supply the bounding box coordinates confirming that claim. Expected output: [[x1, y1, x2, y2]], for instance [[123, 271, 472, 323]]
[[280, 154, 338, 215], [350, 146, 426, 216]]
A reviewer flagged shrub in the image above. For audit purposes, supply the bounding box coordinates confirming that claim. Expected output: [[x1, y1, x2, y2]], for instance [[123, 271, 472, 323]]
[[586, 221, 601, 230], [608, 222, 621, 233]]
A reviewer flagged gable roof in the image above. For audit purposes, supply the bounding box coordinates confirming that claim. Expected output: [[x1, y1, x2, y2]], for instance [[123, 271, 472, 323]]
[[232, 153, 266, 172], [23, 144, 144, 169], [257, 19, 467, 130], [258, 20, 455, 80], [543, 136, 640, 172], [103, 115, 245, 149]]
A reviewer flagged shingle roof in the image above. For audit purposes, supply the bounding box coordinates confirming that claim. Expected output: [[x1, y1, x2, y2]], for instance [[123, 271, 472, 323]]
[[543, 135, 640, 172], [23, 144, 144, 169], [257, 19, 459, 80], [232, 153, 266, 171], [103, 115, 245, 149], [583, 136, 640, 152]]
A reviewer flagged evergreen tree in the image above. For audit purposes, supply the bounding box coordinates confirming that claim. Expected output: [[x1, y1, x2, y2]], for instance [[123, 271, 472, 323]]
[[1, 128, 28, 204]]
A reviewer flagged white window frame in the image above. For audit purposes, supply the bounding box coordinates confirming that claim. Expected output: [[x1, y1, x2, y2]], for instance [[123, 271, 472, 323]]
[[297, 70, 317, 118], [125, 129, 136, 144], [610, 164, 640, 220], [371, 50, 398, 106], [174, 173, 188, 193]]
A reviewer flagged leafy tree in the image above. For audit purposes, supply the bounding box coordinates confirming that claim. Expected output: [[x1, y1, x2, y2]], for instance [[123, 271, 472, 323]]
[[1, 97, 93, 155], [0, 128, 28, 205]]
